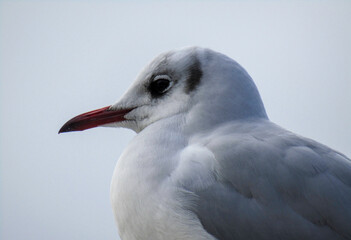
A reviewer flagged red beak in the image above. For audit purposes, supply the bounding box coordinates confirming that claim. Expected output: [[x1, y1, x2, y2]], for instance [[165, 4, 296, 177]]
[[58, 106, 133, 133]]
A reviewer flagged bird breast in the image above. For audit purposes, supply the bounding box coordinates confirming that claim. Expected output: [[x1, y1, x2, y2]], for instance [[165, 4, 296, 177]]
[[110, 116, 216, 240]]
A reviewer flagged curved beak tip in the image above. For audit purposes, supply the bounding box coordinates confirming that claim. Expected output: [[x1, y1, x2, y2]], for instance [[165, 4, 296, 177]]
[[58, 125, 75, 134]]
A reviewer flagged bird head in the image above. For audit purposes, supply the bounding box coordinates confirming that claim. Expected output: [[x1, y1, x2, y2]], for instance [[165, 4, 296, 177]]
[[59, 47, 267, 134]]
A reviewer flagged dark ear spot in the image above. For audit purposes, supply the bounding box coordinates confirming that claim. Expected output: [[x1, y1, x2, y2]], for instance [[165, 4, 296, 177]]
[[185, 57, 202, 94]]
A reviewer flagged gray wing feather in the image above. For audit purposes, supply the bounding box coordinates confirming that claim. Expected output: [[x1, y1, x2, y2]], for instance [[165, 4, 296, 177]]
[[189, 121, 351, 240]]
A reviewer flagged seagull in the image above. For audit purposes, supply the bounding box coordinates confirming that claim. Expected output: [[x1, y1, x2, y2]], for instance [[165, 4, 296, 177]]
[[59, 47, 351, 240]]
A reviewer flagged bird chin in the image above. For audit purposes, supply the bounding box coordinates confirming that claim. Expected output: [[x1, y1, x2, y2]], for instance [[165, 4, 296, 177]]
[[103, 120, 139, 132]]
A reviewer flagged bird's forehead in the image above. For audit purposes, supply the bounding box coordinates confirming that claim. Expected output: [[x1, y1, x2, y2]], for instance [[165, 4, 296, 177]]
[[148, 48, 198, 74]]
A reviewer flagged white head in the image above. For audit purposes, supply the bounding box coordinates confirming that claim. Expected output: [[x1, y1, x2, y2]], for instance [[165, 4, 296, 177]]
[[59, 47, 268, 134]]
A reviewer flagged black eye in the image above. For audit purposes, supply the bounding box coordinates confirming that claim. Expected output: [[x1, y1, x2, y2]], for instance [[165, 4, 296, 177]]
[[148, 76, 172, 97]]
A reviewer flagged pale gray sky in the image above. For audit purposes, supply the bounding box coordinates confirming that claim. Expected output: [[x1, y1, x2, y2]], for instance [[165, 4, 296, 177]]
[[1, 1, 350, 240]]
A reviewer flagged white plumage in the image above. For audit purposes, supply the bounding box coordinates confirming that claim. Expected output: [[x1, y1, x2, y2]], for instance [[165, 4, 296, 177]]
[[60, 47, 351, 240]]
